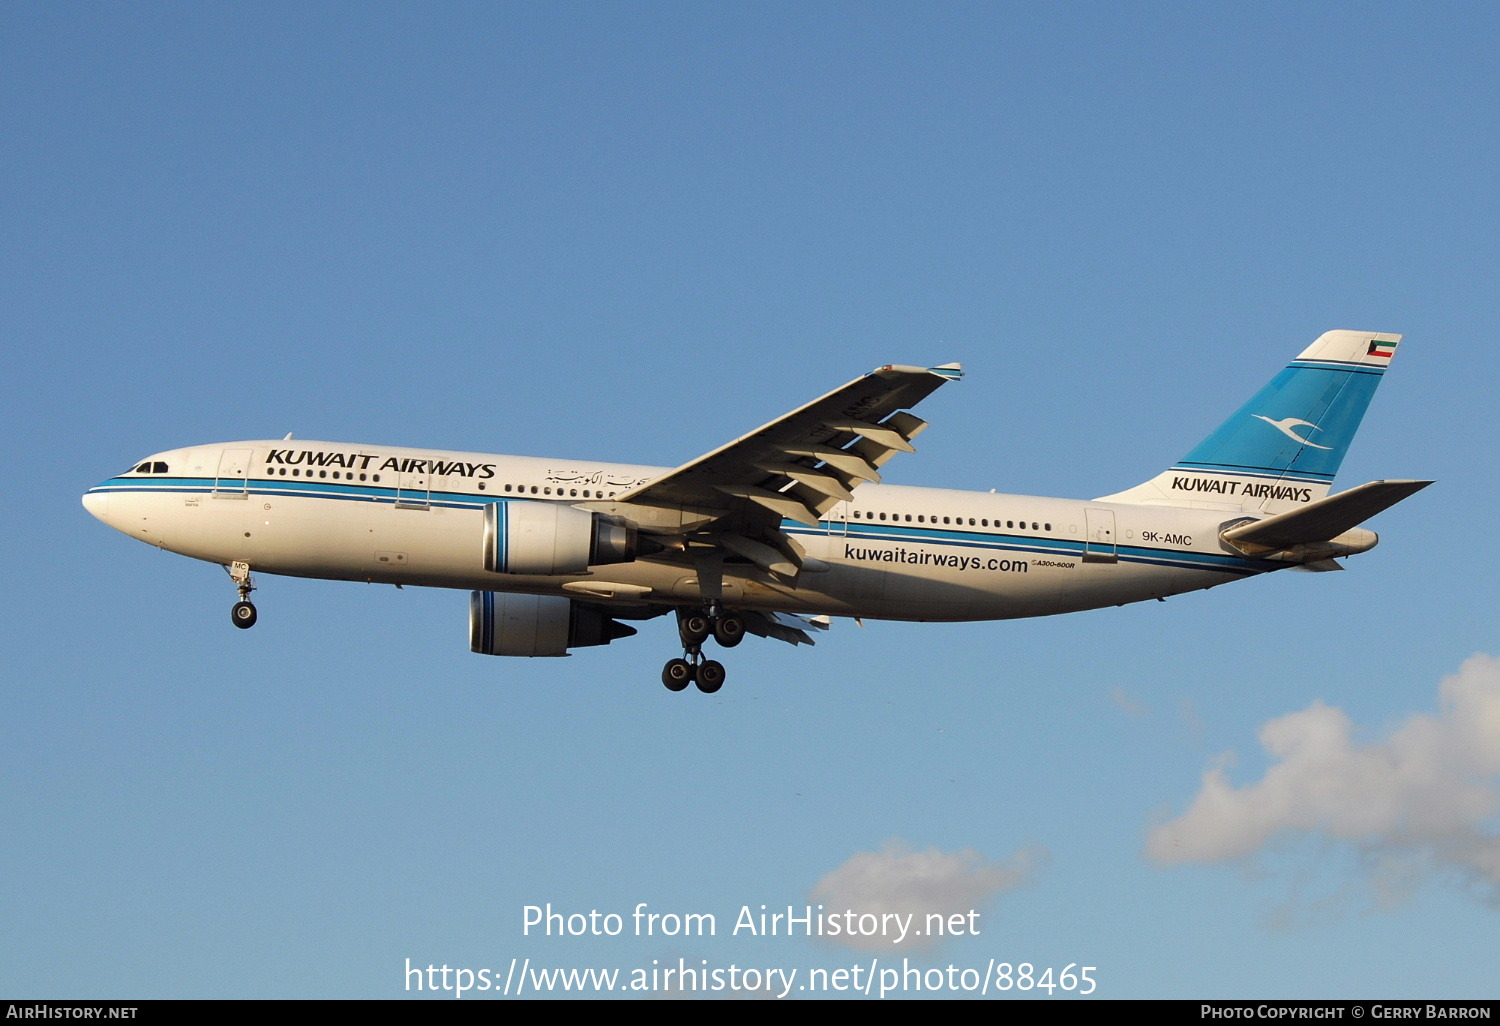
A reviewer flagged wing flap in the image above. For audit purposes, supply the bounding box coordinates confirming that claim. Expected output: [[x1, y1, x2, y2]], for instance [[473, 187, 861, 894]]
[[740, 610, 833, 647], [714, 483, 821, 528]]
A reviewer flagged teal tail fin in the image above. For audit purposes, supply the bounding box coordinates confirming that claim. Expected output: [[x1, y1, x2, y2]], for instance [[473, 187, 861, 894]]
[[1097, 330, 1402, 513]]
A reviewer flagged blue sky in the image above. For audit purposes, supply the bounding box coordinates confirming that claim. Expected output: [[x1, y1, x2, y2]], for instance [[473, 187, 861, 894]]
[[4, 1, 1497, 999]]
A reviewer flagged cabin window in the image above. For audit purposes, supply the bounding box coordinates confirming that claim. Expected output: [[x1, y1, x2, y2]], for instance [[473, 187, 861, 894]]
[[878, 512, 887, 521], [1045, 523, 1051, 531]]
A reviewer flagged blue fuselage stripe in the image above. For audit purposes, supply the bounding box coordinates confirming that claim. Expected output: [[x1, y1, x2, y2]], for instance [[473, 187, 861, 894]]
[[95, 477, 1274, 578], [90, 476, 501, 511]]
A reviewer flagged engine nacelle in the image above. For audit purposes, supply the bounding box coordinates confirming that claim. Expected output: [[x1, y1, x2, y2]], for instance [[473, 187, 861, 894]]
[[470, 592, 638, 657], [483, 500, 640, 575]]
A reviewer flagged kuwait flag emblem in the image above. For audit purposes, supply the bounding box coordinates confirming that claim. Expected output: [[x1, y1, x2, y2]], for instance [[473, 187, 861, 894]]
[[1366, 339, 1397, 359]]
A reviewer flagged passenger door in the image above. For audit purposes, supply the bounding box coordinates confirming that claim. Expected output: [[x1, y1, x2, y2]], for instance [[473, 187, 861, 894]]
[[214, 448, 253, 497], [1083, 508, 1117, 563], [396, 469, 431, 509]]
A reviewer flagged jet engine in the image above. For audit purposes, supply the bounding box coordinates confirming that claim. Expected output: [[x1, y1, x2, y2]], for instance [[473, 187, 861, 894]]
[[483, 500, 642, 575], [469, 591, 638, 657]]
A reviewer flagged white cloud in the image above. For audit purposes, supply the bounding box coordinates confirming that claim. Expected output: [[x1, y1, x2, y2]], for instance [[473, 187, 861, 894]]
[[808, 838, 1046, 951], [1147, 654, 1500, 903]]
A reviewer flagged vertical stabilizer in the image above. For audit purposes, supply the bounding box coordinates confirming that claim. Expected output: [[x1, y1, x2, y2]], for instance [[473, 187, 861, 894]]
[[1095, 330, 1402, 513]]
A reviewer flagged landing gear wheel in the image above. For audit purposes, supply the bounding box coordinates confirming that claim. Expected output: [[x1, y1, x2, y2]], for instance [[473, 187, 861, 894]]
[[713, 615, 745, 648], [696, 659, 726, 694], [679, 614, 712, 647], [662, 658, 693, 692], [231, 600, 258, 629]]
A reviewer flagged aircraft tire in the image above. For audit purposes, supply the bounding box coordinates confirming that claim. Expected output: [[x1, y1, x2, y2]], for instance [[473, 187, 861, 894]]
[[713, 615, 745, 648], [696, 660, 726, 694], [662, 658, 693, 692], [679, 614, 712, 646], [231, 601, 258, 629]]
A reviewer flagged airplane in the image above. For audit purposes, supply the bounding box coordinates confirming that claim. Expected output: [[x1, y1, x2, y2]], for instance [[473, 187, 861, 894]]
[[83, 329, 1429, 694]]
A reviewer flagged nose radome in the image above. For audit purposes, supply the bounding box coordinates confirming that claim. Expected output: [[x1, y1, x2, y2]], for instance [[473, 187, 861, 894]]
[[82, 489, 111, 522]]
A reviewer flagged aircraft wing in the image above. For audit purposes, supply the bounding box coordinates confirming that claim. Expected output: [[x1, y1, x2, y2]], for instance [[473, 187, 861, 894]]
[[616, 362, 961, 576]]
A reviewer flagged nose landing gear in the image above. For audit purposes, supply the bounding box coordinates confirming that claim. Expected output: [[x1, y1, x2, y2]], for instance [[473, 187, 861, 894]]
[[227, 561, 258, 629], [661, 607, 742, 693]]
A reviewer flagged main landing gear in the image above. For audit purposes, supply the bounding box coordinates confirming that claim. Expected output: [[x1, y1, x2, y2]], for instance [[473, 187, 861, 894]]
[[227, 561, 258, 629], [661, 607, 745, 694]]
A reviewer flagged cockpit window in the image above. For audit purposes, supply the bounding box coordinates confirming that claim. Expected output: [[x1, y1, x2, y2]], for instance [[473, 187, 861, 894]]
[[129, 461, 170, 474], [133, 462, 151, 473], [153, 462, 168, 473]]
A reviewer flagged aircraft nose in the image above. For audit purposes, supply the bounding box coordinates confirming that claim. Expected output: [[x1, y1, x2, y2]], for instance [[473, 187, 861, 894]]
[[82, 488, 111, 522]]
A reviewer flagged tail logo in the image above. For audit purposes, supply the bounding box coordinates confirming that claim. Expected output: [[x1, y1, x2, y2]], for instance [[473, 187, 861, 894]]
[[1252, 415, 1333, 450]]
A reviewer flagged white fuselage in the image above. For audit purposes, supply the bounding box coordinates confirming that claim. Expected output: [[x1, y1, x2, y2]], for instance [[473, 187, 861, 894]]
[[84, 439, 1280, 623]]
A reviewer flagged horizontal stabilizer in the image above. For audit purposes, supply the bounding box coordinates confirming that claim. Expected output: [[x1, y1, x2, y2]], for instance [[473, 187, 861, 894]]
[[1223, 479, 1432, 550]]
